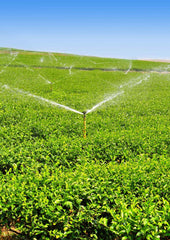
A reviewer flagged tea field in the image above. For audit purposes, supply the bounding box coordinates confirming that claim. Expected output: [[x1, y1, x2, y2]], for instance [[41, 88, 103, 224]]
[[0, 48, 169, 239]]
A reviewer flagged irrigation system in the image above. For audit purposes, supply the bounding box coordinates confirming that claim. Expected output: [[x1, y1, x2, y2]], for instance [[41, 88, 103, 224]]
[[1, 72, 151, 139], [0, 51, 153, 139], [83, 111, 87, 139]]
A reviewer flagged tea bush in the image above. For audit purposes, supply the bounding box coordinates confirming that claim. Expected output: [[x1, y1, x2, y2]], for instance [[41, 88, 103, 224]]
[[0, 157, 169, 239], [0, 49, 169, 239]]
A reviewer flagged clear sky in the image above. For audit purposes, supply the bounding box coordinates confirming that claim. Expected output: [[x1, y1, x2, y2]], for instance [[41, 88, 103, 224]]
[[0, 0, 170, 59]]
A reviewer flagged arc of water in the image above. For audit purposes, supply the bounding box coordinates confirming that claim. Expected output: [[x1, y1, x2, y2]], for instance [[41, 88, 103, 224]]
[[119, 74, 150, 89], [16, 61, 51, 84], [48, 52, 58, 63], [1, 73, 151, 116], [2, 84, 83, 115], [38, 74, 51, 84], [125, 61, 132, 74], [69, 65, 73, 75], [0, 52, 18, 74], [132, 74, 150, 86], [86, 91, 124, 114], [48, 52, 75, 75], [154, 64, 170, 72], [86, 74, 150, 114]]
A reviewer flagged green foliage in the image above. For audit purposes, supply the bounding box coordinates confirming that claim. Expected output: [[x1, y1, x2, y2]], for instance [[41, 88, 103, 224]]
[[0, 49, 169, 239], [0, 158, 169, 239]]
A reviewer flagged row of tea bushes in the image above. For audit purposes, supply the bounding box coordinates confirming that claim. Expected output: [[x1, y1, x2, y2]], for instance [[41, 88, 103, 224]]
[[0, 156, 169, 239]]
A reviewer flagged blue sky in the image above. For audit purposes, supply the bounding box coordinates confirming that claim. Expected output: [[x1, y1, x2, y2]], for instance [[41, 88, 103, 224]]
[[0, 0, 170, 59]]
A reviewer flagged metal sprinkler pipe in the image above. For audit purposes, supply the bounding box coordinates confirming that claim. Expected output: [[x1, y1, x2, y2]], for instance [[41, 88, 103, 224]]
[[82, 111, 87, 139]]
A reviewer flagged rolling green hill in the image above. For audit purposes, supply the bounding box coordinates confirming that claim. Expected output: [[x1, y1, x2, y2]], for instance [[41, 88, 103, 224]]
[[0, 48, 169, 239]]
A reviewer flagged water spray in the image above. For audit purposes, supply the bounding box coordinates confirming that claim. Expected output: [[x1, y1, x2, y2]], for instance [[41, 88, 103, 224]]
[[82, 111, 87, 139], [1, 74, 151, 140], [0, 53, 18, 75], [125, 61, 132, 74]]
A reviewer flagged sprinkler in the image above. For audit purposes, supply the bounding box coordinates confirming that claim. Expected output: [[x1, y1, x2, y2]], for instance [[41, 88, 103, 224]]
[[82, 111, 87, 139]]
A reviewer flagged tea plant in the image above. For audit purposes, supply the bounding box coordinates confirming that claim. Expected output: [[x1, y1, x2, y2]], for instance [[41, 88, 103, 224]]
[[0, 49, 169, 239]]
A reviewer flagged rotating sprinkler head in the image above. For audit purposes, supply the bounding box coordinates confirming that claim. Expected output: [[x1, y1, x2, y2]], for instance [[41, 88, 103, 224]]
[[82, 111, 87, 116], [82, 111, 87, 139]]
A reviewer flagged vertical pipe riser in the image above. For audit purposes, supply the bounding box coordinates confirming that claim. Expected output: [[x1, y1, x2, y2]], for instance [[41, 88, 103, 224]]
[[83, 111, 86, 139]]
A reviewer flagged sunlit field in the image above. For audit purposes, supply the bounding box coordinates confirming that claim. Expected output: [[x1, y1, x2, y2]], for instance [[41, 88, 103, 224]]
[[0, 48, 169, 240]]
